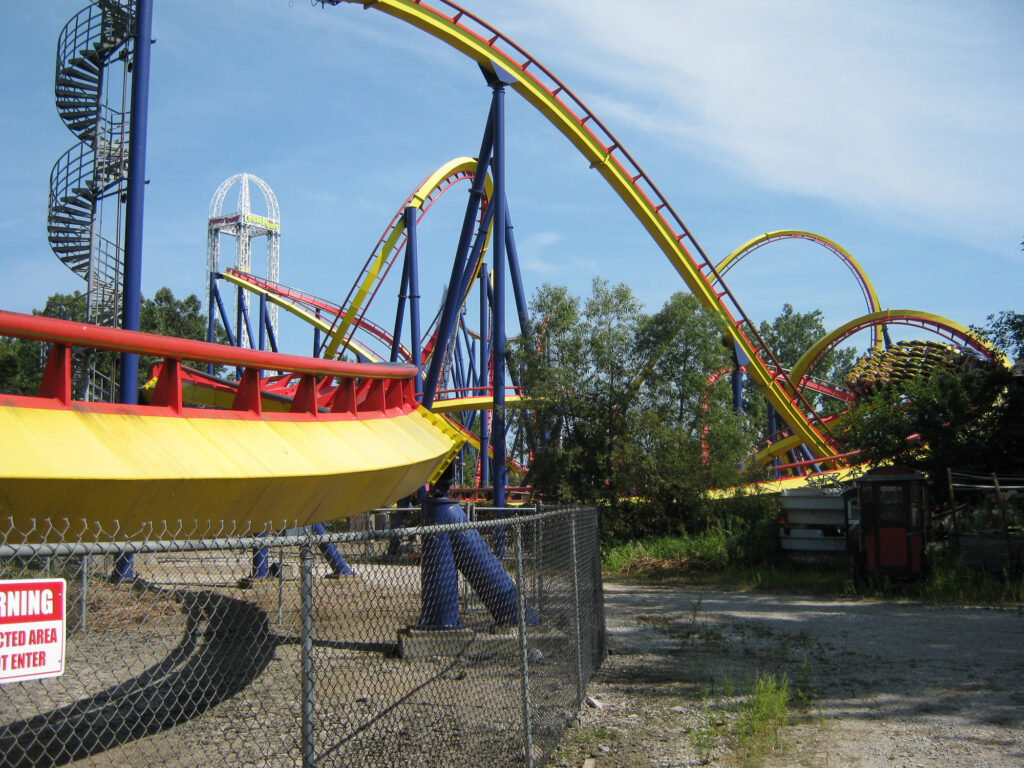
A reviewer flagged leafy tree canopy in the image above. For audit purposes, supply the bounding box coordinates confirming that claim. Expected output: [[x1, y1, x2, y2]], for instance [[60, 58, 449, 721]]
[[511, 279, 758, 513]]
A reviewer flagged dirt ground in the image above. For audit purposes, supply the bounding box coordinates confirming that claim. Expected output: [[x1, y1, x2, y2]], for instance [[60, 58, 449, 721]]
[[549, 581, 1024, 768]]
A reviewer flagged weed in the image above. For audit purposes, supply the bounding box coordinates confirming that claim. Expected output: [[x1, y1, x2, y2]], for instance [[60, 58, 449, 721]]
[[793, 655, 813, 713], [731, 671, 790, 762], [689, 700, 723, 764]]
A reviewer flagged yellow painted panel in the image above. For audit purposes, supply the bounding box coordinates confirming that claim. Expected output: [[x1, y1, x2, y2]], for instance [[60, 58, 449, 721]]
[[0, 405, 463, 535]]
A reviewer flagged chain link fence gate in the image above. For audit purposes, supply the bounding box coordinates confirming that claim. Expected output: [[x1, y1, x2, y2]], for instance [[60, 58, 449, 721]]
[[0, 505, 604, 767]]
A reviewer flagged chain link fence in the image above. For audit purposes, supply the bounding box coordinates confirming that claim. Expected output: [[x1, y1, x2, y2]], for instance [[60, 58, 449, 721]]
[[0, 505, 604, 767]]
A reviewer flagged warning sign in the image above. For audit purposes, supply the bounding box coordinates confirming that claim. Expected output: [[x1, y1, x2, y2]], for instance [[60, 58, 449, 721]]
[[0, 579, 66, 684]]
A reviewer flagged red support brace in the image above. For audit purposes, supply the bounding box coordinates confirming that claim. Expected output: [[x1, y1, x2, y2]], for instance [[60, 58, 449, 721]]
[[38, 343, 72, 406], [290, 373, 320, 416], [150, 359, 183, 414], [233, 368, 263, 415]]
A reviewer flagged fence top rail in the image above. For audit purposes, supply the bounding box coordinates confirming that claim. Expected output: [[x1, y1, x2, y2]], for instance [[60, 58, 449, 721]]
[[0, 506, 597, 559]]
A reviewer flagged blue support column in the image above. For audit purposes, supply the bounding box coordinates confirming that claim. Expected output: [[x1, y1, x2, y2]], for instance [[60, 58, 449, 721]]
[[387, 497, 412, 558], [485, 64, 514, 550], [252, 532, 269, 580], [113, 0, 155, 584], [405, 206, 423, 398], [731, 370, 744, 413], [478, 262, 490, 488], [259, 293, 268, 352], [313, 309, 321, 358], [422, 102, 495, 408], [390, 251, 411, 363], [212, 282, 236, 347], [419, 498, 534, 628], [207, 272, 217, 376], [312, 523, 353, 576], [239, 287, 257, 352], [417, 497, 464, 630]]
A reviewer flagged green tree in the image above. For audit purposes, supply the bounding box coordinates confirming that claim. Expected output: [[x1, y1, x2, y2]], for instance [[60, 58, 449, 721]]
[[836, 310, 1024, 481], [758, 303, 856, 414], [138, 287, 225, 382], [973, 310, 1024, 361], [0, 291, 90, 396], [511, 280, 754, 518], [835, 361, 1022, 479]]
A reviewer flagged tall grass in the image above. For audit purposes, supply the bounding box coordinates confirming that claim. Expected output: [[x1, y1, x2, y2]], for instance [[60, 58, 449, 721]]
[[917, 560, 1024, 604], [732, 672, 791, 762], [602, 527, 730, 575]]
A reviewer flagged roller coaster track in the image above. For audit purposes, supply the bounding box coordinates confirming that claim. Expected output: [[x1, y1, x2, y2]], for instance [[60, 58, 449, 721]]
[[324, 0, 840, 464], [716, 230, 884, 349], [323, 157, 493, 360]]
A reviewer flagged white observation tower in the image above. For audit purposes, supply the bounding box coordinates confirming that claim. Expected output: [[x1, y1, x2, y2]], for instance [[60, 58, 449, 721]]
[[207, 173, 280, 346]]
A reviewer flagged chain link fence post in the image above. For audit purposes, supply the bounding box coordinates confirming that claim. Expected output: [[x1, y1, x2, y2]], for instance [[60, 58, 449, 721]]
[[514, 521, 535, 768], [299, 541, 316, 768], [79, 553, 88, 632], [569, 509, 585, 708]]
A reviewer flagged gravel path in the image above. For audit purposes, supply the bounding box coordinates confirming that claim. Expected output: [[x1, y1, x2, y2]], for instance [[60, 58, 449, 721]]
[[550, 581, 1024, 767]]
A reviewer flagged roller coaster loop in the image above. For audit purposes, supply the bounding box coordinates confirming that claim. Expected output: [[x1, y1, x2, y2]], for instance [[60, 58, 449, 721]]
[[716, 230, 885, 349]]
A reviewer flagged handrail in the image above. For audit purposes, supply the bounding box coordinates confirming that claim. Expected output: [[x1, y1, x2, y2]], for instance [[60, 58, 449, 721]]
[[0, 311, 416, 380]]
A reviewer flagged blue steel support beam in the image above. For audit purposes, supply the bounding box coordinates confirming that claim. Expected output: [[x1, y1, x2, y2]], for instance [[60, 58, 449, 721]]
[[421, 102, 496, 408], [259, 293, 268, 352], [390, 247, 411, 363], [312, 523, 353, 576], [207, 272, 217, 375], [113, 0, 155, 583], [485, 63, 513, 515], [239, 286, 257, 352], [503, 206, 532, 338], [313, 309, 321, 358], [458, 314, 478, 389], [479, 262, 490, 488], [405, 206, 423, 398], [212, 280, 236, 347]]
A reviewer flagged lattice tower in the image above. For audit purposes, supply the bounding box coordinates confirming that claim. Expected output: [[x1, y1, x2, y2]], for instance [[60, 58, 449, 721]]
[[207, 173, 280, 347]]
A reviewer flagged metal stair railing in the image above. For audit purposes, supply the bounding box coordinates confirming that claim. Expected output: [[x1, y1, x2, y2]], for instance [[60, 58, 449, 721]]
[[47, 0, 135, 402]]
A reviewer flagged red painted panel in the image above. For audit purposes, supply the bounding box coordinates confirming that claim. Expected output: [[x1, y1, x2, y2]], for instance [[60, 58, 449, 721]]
[[879, 527, 907, 569], [909, 533, 922, 573]]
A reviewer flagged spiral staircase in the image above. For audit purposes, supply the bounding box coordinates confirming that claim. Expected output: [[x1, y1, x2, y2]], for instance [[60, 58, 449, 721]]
[[47, 0, 135, 400]]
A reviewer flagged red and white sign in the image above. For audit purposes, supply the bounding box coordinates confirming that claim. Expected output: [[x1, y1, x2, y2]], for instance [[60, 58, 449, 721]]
[[0, 579, 66, 684]]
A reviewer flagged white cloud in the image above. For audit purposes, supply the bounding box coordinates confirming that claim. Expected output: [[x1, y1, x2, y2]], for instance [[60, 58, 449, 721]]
[[522, 231, 563, 250], [515, 0, 1024, 253]]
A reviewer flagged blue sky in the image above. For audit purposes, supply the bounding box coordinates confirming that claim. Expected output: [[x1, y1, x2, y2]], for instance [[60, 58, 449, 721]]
[[3, 1, 1022, 357]]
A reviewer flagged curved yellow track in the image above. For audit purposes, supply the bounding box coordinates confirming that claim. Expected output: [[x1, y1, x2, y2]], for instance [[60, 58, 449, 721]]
[[221, 270, 382, 362], [331, 0, 837, 463], [717, 230, 883, 349], [324, 156, 494, 360], [789, 309, 1003, 389]]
